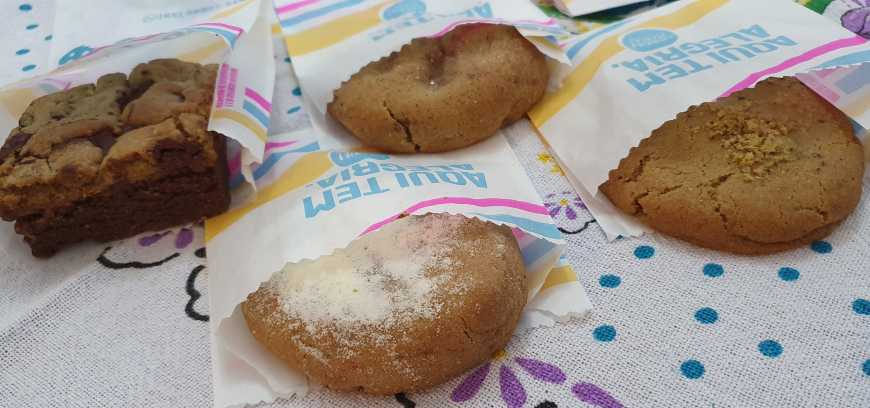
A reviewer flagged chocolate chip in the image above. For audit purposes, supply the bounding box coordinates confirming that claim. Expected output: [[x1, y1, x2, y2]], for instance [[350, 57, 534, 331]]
[[85, 129, 117, 153], [0, 131, 32, 161]]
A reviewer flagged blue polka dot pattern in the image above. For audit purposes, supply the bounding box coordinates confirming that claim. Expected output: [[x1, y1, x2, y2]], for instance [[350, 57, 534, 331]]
[[44, 34, 52, 41], [810, 240, 832, 254], [599, 274, 621, 288], [863, 359, 870, 376], [694, 307, 718, 324], [22, 64, 36, 72], [758, 340, 783, 358], [680, 360, 704, 379], [703, 263, 724, 278], [15, 49, 29, 56], [778, 267, 800, 282], [283, 57, 291, 63], [26, 23, 38, 30], [287, 107, 301, 114], [853, 299, 870, 316], [19, 4, 32, 12], [291, 87, 302, 96], [634, 245, 654, 259], [593, 325, 616, 342]]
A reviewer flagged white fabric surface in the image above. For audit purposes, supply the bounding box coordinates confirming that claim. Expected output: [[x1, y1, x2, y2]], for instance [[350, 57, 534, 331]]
[[1, 1, 868, 407]]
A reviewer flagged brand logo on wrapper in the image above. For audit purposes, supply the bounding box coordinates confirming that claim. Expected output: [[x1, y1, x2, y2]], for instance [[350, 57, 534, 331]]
[[620, 28, 679, 52], [613, 24, 799, 92]]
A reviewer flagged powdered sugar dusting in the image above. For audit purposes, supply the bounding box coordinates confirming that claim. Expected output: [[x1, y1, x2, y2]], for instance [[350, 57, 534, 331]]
[[266, 214, 470, 342], [291, 335, 326, 363]]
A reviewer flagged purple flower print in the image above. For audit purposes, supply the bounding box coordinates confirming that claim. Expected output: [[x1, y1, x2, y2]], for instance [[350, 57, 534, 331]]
[[451, 351, 566, 408], [544, 191, 586, 220], [499, 365, 526, 408], [572, 382, 625, 408], [138, 227, 195, 250], [97, 226, 197, 271], [450, 351, 625, 408], [451, 363, 491, 402], [841, 1, 870, 38]]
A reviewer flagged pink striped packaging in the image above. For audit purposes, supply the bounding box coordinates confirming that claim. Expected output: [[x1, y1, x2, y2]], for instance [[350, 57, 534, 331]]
[[529, 0, 870, 239], [205, 122, 592, 406], [797, 65, 870, 131]]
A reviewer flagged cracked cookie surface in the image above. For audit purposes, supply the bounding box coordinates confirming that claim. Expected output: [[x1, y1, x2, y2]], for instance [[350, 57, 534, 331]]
[[242, 214, 526, 394], [327, 24, 550, 153], [601, 77, 864, 255]]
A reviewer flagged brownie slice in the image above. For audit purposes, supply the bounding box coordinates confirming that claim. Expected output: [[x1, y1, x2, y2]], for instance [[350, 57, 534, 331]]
[[0, 59, 230, 257]]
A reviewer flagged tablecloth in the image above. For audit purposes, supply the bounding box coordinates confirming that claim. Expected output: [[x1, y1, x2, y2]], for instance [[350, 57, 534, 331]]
[[1, 1, 868, 407]]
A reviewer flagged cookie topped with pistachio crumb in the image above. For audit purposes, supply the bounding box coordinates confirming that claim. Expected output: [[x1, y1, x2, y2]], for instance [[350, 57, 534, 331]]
[[600, 77, 864, 255]]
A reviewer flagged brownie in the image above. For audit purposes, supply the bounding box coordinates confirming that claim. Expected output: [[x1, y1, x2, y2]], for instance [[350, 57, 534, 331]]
[[0, 59, 230, 257]]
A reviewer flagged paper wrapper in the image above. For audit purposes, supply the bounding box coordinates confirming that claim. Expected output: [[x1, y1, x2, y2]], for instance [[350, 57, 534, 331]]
[[529, 0, 870, 239], [0, 0, 274, 180], [798, 65, 870, 129], [550, 0, 655, 17], [206, 118, 593, 406], [50, 0, 257, 68], [273, 0, 572, 148]]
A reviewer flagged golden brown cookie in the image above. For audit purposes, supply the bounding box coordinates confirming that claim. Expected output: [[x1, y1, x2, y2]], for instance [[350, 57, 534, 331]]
[[242, 214, 527, 394], [327, 24, 550, 153], [601, 77, 865, 255]]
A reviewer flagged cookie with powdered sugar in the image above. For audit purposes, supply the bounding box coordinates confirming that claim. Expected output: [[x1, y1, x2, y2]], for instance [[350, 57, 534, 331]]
[[241, 213, 526, 394]]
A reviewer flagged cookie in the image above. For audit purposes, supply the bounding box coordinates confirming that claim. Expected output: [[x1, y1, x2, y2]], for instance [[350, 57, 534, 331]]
[[600, 77, 864, 255], [122, 59, 217, 126], [327, 24, 549, 153], [242, 213, 526, 394]]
